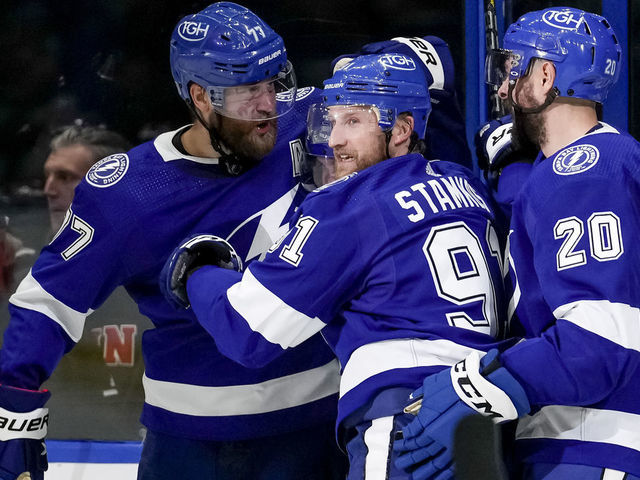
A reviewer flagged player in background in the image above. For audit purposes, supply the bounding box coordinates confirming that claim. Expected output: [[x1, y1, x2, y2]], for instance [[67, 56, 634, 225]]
[[160, 52, 512, 479], [0, 124, 131, 294], [0, 3, 346, 479], [393, 7, 640, 480]]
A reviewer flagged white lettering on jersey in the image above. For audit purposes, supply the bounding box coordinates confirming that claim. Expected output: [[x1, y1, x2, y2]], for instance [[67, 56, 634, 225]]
[[552, 144, 599, 175], [554, 211, 623, 271], [394, 176, 490, 222], [289, 139, 305, 177]]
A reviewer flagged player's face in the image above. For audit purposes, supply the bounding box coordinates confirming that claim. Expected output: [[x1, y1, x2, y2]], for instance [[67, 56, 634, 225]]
[[501, 62, 548, 150], [223, 80, 278, 120], [43, 144, 95, 231], [327, 106, 386, 179]]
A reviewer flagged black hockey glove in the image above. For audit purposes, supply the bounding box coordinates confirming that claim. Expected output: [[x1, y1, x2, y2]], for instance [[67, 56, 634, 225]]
[[160, 234, 243, 309]]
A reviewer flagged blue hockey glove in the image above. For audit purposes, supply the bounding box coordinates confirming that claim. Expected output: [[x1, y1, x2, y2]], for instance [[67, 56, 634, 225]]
[[0, 384, 51, 480], [331, 36, 454, 93], [160, 234, 243, 309], [393, 350, 530, 480]]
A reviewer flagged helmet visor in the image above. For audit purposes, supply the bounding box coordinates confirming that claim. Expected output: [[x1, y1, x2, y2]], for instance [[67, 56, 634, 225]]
[[485, 48, 526, 86], [306, 103, 383, 149], [207, 61, 297, 121], [305, 103, 385, 187]]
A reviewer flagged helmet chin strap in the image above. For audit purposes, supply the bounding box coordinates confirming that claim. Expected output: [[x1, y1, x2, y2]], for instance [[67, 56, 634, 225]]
[[384, 129, 393, 160], [508, 80, 559, 114], [189, 103, 247, 176]]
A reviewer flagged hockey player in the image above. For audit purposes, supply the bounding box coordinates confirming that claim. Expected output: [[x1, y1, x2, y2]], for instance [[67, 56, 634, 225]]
[[0, 3, 345, 479], [393, 7, 640, 480], [160, 52, 512, 479], [330, 35, 472, 170]]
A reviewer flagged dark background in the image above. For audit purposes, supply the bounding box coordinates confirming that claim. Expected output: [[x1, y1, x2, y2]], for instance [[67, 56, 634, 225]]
[[0, 0, 637, 193], [0, 0, 469, 191]]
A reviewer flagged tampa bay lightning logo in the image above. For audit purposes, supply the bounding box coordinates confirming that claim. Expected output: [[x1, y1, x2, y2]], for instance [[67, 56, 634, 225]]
[[86, 153, 129, 188], [276, 86, 315, 103], [552, 144, 599, 175]]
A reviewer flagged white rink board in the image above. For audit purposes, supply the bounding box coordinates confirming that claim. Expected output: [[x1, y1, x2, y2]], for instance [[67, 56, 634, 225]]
[[46, 462, 138, 479]]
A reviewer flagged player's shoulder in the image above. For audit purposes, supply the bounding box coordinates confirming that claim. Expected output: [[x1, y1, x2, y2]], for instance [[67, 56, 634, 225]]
[[532, 124, 640, 185], [293, 86, 321, 106], [74, 127, 191, 213], [274, 86, 320, 144], [284, 86, 321, 117], [519, 124, 640, 211], [425, 157, 490, 194], [426, 157, 475, 178]]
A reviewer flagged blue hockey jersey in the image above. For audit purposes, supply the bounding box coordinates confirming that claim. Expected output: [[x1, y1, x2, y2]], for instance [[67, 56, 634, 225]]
[[186, 154, 510, 430], [0, 87, 342, 441], [500, 124, 640, 475]]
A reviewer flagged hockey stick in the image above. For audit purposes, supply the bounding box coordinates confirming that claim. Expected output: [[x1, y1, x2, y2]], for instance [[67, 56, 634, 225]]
[[485, 0, 506, 119]]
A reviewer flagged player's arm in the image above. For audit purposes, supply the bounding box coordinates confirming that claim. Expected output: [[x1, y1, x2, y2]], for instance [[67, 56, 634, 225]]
[[0, 185, 133, 479], [500, 172, 640, 406], [168, 195, 365, 369]]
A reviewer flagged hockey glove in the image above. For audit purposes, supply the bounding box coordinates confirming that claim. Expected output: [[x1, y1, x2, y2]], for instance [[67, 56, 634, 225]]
[[393, 350, 530, 480], [160, 234, 243, 309], [331, 36, 454, 93], [475, 115, 517, 174], [0, 384, 50, 480]]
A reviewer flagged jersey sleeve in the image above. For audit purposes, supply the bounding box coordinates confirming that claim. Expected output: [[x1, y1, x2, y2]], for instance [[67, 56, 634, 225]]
[[502, 164, 640, 407], [0, 183, 137, 389], [187, 188, 372, 368]]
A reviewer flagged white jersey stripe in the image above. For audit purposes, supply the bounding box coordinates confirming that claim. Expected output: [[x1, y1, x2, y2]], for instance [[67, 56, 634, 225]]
[[553, 299, 640, 352], [516, 405, 640, 453], [341, 338, 483, 398], [142, 358, 340, 416], [364, 416, 395, 480], [602, 469, 628, 480], [226, 267, 326, 349], [9, 270, 91, 342]]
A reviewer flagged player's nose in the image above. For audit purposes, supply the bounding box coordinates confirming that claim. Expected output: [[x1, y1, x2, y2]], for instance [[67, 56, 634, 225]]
[[328, 126, 345, 149], [497, 78, 510, 100]]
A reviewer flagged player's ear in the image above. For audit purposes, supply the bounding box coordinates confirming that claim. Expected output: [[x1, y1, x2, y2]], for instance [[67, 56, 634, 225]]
[[392, 114, 414, 147], [189, 83, 212, 115], [540, 60, 556, 96]]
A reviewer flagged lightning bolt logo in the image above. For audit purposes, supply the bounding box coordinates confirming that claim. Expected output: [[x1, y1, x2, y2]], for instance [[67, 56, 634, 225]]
[[86, 153, 130, 188]]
